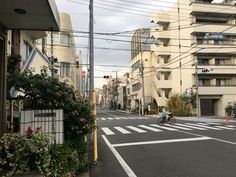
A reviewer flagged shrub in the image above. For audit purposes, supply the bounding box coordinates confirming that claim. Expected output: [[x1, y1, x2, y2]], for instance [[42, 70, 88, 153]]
[[0, 133, 27, 177], [0, 133, 82, 177]]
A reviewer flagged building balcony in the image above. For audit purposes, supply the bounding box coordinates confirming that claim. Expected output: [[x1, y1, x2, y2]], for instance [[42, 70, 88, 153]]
[[191, 43, 236, 54], [190, 1, 236, 15], [198, 86, 236, 95], [152, 30, 170, 39], [152, 45, 171, 56], [190, 0, 234, 6], [156, 80, 172, 89], [191, 23, 236, 34]]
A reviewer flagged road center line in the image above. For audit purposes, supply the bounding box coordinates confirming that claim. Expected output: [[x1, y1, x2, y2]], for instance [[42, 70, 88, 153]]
[[112, 137, 212, 147], [102, 135, 137, 177]]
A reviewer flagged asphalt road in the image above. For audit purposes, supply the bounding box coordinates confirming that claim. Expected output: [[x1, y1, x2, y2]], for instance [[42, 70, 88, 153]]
[[90, 108, 236, 177]]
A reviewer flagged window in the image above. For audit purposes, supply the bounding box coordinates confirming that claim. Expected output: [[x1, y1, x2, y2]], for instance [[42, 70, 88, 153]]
[[60, 32, 71, 46], [60, 62, 70, 77], [198, 58, 209, 65], [216, 79, 226, 86], [132, 83, 140, 91], [199, 79, 210, 86]]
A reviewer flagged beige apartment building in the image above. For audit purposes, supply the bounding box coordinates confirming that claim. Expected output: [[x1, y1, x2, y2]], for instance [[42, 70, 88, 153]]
[[43, 12, 78, 88], [128, 29, 158, 113], [150, 0, 236, 116]]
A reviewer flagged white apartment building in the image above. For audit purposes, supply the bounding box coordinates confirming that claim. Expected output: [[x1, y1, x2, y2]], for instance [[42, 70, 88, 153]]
[[151, 0, 236, 116], [43, 12, 78, 88], [128, 29, 157, 113]]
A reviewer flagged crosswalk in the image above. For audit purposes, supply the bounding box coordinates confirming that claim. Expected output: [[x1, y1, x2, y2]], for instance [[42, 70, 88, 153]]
[[96, 116, 149, 121], [101, 123, 236, 136]]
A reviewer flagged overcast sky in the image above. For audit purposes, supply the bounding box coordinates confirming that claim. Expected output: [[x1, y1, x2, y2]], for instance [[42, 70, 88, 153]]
[[55, 0, 222, 88]]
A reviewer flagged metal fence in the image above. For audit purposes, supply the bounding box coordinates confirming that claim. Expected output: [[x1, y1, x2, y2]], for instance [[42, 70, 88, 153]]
[[20, 109, 64, 144]]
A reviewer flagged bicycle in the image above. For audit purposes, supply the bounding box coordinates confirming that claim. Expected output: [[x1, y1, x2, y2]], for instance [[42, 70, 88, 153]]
[[157, 113, 176, 125]]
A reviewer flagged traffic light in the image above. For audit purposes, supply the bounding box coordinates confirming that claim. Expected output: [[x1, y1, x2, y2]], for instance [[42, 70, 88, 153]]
[[103, 75, 109, 78]]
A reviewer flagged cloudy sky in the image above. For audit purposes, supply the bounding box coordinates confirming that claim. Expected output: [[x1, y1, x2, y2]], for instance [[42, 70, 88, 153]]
[[55, 0, 222, 88]]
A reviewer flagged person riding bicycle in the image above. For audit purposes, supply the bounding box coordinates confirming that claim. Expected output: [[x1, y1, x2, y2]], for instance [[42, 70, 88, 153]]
[[160, 109, 168, 121]]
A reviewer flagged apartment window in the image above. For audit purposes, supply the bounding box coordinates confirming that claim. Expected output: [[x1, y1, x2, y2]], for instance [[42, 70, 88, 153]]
[[60, 32, 71, 46], [132, 82, 140, 91], [199, 79, 210, 86], [132, 61, 140, 72], [60, 62, 70, 77], [216, 79, 226, 86], [198, 59, 209, 65]]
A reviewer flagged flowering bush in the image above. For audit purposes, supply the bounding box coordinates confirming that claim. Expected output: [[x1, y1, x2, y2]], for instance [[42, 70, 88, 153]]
[[7, 69, 95, 172], [0, 132, 81, 177]]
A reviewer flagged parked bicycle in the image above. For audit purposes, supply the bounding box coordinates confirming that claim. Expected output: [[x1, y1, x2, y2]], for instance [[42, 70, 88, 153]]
[[157, 112, 176, 125]]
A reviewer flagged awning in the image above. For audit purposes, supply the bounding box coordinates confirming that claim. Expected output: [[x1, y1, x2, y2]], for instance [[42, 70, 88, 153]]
[[0, 0, 60, 31]]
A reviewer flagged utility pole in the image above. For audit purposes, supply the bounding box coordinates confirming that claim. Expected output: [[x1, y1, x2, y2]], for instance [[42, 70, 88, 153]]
[[89, 0, 94, 98], [89, 0, 97, 163], [195, 60, 199, 118], [140, 59, 145, 115]]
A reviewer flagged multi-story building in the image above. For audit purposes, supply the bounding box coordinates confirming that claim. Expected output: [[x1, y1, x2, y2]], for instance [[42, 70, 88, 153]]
[[128, 28, 158, 114], [151, 0, 236, 116], [43, 12, 78, 88]]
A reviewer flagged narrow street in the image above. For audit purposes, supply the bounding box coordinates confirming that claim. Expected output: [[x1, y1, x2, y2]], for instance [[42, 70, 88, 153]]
[[90, 108, 236, 177]]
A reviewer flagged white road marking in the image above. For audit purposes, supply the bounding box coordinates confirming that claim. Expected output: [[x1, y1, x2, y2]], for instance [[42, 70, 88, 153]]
[[115, 117, 121, 120], [126, 126, 147, 133], [150, 124, 178, 131], [114, 127, 131, 134], [112, 137, 212, 147], [138, 125, 162, 132], [165, 124, 193, 130], [108, 118, 113, 120], [215, 126, 235, 130], [226, 125, 236, 128], [176, 123, 207, 130], [101, 118, 106, 120], [101, 127, 115, 135], [186, 123, 221, 130], [102, 135, 137, 177]]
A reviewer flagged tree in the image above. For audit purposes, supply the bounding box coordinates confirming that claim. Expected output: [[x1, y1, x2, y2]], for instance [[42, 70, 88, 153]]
[[7, 68, 95, 170], [167, 93, 194, 116]]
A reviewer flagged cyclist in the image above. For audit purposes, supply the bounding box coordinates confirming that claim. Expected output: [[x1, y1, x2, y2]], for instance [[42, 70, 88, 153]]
[[160, 109, 168, 121]]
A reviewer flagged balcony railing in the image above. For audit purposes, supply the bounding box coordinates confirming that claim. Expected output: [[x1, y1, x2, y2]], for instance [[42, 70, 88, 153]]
[[194, 84, 236, 87], [190, 0, 234, 5]]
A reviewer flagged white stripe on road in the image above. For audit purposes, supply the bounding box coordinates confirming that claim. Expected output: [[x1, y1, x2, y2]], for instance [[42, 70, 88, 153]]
[[102, 135, 137, 177], [176, 123, 207, 130], [112, 137, 212, 147], [108, 118, 113, 120], [150, 124, 178, 131], [126, 126, 147, 133], [215, 126, 235, 130], [186, 123, 221, 130], [115, 117, 121, 120], [165, 124, 193, 130], [114, 127, 131, 134], [101, 118, 106, 120], [226, 125, 236, 128], [138, 125, 162, 132], [101, 127, 115, 135]]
